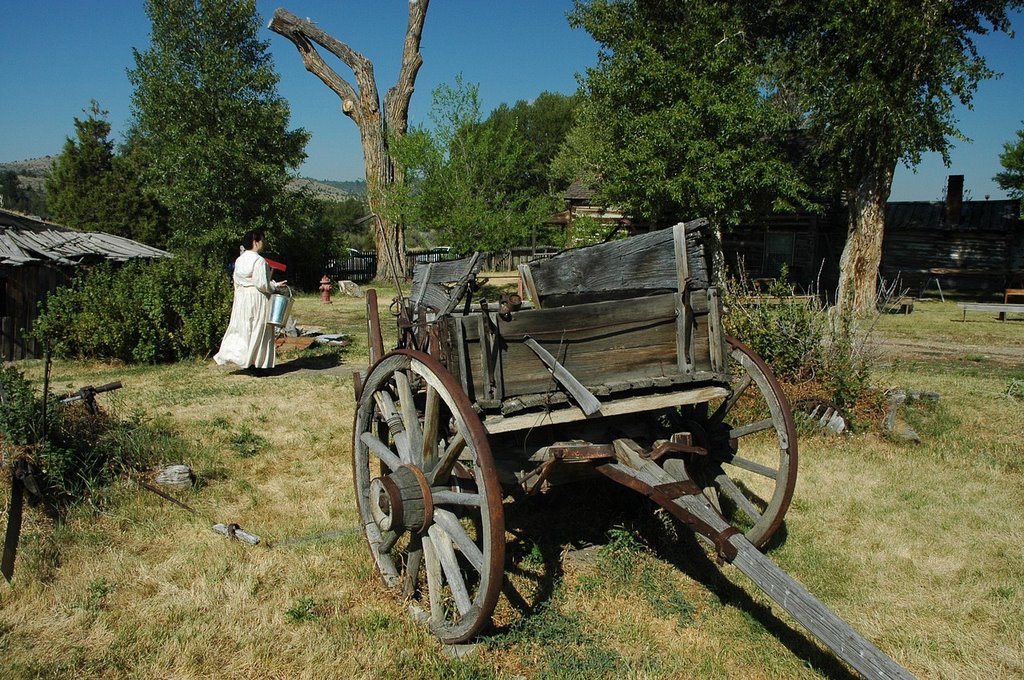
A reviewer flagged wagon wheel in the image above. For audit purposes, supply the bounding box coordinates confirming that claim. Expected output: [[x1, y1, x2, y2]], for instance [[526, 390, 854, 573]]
[[667, 336, 798, 549], [353, 349, 505, 643]]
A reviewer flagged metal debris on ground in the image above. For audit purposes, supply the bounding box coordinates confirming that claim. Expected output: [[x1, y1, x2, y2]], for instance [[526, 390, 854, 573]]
[[212, 523, 261, 546]]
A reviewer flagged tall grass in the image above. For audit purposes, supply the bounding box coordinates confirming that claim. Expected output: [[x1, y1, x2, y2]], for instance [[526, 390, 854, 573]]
[[1, 291, 1021, 678]]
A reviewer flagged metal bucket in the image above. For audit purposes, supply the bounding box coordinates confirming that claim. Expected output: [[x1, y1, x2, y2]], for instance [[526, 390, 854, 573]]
[[268, 286, 293, 327]]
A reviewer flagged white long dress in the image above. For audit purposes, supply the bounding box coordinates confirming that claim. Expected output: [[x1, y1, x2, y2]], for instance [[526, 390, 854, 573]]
[[214, 249, 281, 369]]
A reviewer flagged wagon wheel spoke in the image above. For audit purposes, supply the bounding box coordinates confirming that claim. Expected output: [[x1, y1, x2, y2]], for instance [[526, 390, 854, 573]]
[[421, 535, 444, 625], [709, 374, 752, 425], [433, 508, 485, 573], [428, 432, 466, 485], [714, 452, 779, 480], [671, 337, 798, 549], [421, 385, 442, 468], [431, 490, 481, 507], [374, 390, 410, 463], [394, 369, 424, 466], [402, 538, 423, 598], [714, 469, 764, 524], [360, 432, 403, 472], [354, 351, 505, 643], [428, 525, 473, 615]]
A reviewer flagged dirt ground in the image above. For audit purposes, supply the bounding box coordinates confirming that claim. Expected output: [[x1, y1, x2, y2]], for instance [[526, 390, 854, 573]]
[[870, 336, 1024, 365]]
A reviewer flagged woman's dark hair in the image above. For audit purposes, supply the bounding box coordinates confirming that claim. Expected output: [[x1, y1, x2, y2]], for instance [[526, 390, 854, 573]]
[[242, 230, 265, 250]]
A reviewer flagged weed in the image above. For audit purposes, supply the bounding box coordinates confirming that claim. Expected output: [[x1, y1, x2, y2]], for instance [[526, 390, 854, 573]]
[[284, 597, 318, 623], [230, 425, 269, 458], [358, 609, 393, 634], [993, 586, 1016, 601], [82, 578, 116, 612]]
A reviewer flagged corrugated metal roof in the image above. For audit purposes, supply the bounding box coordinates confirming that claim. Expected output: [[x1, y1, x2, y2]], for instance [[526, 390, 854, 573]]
[[885, 200, 1020, 232], [0, 208, 171, 265]]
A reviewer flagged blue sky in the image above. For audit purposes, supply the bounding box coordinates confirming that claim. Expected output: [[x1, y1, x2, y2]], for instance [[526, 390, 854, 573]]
[[1, 1, 1021, 202]]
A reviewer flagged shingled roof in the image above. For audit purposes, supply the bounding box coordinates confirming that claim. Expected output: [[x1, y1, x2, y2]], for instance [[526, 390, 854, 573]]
[[0, 209, 171, 265]]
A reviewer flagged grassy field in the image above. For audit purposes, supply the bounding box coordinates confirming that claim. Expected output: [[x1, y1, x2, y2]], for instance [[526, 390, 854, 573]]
[[1, 291, 1022, 679]]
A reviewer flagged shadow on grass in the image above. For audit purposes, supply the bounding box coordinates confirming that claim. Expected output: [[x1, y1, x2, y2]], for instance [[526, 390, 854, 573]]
[[492, 476, 858, 679], [228, 352, 347, 378]]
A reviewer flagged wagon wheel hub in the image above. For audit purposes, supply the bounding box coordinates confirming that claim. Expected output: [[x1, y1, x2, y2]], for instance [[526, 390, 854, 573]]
[[369, 464, 434, 534]]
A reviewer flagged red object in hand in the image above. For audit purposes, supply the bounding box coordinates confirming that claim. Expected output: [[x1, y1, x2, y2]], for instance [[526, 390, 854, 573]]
[[265, 258, 287, 272]]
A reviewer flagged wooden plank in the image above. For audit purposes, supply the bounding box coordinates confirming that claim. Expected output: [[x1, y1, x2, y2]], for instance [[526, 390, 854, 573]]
[[524, 225, 713, 307], [957, 302, 1024, 313], [498, 294, 681, 396], [482, 385, 729, 434], [522, 337, 602, 416], [518, 262, 540, 308], [675, 292, 693, 375], [672, 221, 691, 292], [706, 286, 726, 373]]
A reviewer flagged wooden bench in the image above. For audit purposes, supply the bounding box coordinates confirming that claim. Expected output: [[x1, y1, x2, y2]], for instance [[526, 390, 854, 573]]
[[1003, 288, 1024, 320], [957, 302, 1024, 321]]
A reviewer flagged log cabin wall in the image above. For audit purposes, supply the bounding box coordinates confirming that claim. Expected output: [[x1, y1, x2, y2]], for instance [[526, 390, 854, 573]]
[[880, 199, 1022, 296], [721, 213, 845, 294]]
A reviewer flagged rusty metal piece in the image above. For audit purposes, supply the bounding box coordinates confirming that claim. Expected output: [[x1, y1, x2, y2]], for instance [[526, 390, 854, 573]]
[[366, 289, 385, 367], [644, 439, 708, 462], [652, 480, 703, 499], [522, 457, 559, 495], [499, 293, 523, 319], [547, 443, 616, 462]]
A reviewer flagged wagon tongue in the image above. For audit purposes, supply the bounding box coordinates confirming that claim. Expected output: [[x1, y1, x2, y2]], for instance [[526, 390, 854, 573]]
[[600, 438, 914, 680]]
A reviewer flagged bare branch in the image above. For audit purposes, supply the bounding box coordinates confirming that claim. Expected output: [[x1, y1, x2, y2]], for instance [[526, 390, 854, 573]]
[[269, 9, 381, 122], [384, 0, 429, 135]]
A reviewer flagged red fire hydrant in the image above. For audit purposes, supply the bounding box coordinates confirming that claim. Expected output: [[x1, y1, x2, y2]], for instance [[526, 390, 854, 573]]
[[319, 275, 333, 304]]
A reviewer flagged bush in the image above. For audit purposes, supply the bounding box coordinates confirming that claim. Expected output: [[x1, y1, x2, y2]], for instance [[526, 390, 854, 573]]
[[33, 255, 232, 363], [724, 268, 871, 410]]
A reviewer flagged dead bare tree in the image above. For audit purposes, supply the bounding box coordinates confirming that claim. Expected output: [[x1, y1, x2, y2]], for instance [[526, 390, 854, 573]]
[[269, 2, 429, 281]]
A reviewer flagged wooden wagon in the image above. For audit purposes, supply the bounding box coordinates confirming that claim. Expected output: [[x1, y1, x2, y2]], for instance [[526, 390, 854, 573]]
[[353, 220, 911, 678]]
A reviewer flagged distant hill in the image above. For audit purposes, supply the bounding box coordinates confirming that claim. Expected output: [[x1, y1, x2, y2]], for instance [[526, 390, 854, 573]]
[[287, 177, 367, 202], [1, 156, 366, 204], [0, 156, 54, 192]]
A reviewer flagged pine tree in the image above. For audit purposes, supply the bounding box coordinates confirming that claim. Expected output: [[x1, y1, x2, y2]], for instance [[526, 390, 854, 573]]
[[45, 101, 165, 242]]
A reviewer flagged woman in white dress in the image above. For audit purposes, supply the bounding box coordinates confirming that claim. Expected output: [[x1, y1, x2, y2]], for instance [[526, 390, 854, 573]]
[[214, 230, 286, 372]]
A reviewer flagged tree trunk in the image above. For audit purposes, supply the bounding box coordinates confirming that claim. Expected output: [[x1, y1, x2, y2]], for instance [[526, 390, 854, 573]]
[[835, 165, 894, 314], [270, 2, 429, 282]]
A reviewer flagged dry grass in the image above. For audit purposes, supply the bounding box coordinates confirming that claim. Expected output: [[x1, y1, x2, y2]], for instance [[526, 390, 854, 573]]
[[1, 284, 1022, 678]]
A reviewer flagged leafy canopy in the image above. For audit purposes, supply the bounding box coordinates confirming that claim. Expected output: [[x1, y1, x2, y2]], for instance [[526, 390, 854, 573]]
[[387, 76, 553, 253], [128, 0, 308, 261], [773, 0, 1022, 192], [995, 126, 1024, 206], [562, 0, 810, 227], [46, 101, 167, 245]]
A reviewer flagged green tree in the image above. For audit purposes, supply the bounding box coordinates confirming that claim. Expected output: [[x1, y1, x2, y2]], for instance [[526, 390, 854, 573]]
[[388, 77, 550, 254], [775, 0, 1022, 312], [995, 126, 1024, 212], [128, 0, 309, 261], [485, 91, 579, 196], [562, 0, 809, 229], [45, 102, 165, 243]]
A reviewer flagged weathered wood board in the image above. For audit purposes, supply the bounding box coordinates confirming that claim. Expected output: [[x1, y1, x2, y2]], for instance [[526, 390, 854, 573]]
[[520, 219, 710, 308], [448, 291, 717, 408]]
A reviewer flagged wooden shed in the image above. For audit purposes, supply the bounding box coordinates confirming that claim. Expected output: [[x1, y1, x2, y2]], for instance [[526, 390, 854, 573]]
[[1, 209, 172, 360], [881, 176, 1022, 296]]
